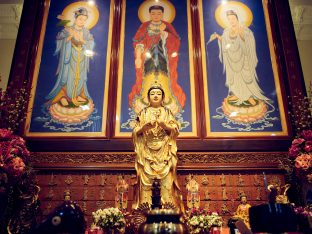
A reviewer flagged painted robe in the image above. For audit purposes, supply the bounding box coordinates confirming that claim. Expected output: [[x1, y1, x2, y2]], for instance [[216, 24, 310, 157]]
[[46, 26, 94, 106]]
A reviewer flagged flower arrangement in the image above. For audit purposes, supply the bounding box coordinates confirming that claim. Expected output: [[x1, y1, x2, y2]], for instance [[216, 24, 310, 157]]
[[293, 205, 312, 232], [92, 207, 126, 233], [0, 128, 29, 179], [288, 130, 312, 182], [294, 205, 312, 217], [0, 128, 39, 234], [186, 208, 222, 234]]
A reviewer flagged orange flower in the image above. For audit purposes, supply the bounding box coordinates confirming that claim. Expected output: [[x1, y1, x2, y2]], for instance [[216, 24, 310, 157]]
[[295, 154, 312, 171]]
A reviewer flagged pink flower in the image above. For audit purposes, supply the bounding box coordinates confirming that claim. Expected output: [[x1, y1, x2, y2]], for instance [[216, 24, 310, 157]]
[[4, 157, 26, 177], [304, 141, 312, 153], [289, 145, 300, 158], [1, 144, 15, 162], [0, 128, 12, 139], [292, 138, 305, 145], [302, 130, 312, 141]]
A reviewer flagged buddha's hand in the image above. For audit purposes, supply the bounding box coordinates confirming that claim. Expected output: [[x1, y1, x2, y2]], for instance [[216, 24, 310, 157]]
[[159, 23, 166, 32], [209, 33, 221, 42], [135, 58, 142, 69], [141, 122, 154, 132], [160, 24, 167, 36], [158, 121, 173, 132], [65, 27, 74, 41]]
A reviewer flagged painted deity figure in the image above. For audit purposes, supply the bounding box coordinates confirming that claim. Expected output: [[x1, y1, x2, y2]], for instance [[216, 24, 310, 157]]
[[132, 85, 183, 211], [211, 10, 268, 106], [129, 5, 186, 116], [46, 7, 95, 123]]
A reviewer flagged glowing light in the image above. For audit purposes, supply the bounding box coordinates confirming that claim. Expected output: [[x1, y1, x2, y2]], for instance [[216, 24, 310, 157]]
[[88, 0, 95, 6], [145, 52, 152, 58], [138, 0, 175, 23], [61, 2, 99, 29], [84, 50, 94, 57], [271, 134, 276, 136], [225, 43, 231, 49], [215, 1, 253, 28], [171, 52, 178, 57], [81, 105, 90, 111], [229, 112, 237, 117]]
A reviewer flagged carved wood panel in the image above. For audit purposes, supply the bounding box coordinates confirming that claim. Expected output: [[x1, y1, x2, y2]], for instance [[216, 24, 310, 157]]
[[36, 170, 285, 227]]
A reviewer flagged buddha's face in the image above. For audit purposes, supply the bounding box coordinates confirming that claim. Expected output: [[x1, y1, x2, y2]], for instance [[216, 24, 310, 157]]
[[241, 196, 247, 204], [75, 15, 88, 28], [227, 14, 238, 28], [150, 9, 163, 23], [149, 88, 163, 107]]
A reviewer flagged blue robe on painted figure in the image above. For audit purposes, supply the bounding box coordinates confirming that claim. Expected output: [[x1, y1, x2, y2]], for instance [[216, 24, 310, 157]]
[[46, 26, 94, 107]]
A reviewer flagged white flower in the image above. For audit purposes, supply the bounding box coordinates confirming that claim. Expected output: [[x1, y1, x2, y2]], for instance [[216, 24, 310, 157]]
[[92, 207, 125, 230], [187, 212, 222, 234]]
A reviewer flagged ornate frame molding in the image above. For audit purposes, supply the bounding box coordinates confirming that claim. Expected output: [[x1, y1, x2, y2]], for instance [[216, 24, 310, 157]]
[[30, 151, 288, 171]]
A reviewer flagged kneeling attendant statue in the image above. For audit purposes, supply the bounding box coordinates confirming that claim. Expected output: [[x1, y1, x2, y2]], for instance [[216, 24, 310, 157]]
[[132, 84, 184, 212]]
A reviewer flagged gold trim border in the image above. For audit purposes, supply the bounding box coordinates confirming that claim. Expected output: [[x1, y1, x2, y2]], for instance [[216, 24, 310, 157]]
[[199, 0, 289, 137], [24, 0, 114, 137], [114, 0, 198, 138]]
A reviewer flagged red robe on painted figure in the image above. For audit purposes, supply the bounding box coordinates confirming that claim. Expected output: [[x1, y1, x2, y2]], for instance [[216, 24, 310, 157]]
[[128, 20, 186, 109]]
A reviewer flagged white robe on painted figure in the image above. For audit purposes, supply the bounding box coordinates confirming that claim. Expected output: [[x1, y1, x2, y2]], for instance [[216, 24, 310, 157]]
[[218, 26, 269, 104]]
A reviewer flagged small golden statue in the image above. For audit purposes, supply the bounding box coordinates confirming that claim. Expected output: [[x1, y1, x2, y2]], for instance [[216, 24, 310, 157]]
[[203, 189, 211, 201], [201, 174, 209, 186], [220, 173, 226, 186], [186, 174, 200, 209], [115, 175, 129, 211], [64, 189, 71, 201], [222, 187, 228, 201], [233, 195, 251, 229], [132, 84, 184, 212], [268, 183, 290, 204]]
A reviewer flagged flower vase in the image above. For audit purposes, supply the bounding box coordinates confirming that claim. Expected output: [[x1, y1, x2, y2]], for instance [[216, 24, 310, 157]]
[[102, 228, 120, 234], [85, 227, 103, 234], [297, 214, 312, 233], [301, 179, 312, 205], [209, 226, 221, 234]]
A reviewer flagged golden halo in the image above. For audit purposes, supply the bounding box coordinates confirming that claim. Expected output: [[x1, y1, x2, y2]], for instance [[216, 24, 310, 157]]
[[215, 1, 253, 29], [138, 0, 176, 23], [60, 1, 99, 29]]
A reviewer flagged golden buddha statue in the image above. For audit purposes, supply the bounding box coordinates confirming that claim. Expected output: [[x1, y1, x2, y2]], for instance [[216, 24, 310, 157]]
[[132, 84, 184, 212], [186, 174, 200, 209], [233, 195, 251, 229], [115, 175, 129, 211]]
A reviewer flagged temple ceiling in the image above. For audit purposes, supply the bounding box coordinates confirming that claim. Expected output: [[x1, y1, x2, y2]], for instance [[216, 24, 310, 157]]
[[0, 1, 311, 40]]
